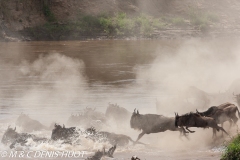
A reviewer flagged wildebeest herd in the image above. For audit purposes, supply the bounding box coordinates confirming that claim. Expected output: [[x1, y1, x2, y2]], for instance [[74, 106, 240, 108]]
[[1, 100, 240, 159]]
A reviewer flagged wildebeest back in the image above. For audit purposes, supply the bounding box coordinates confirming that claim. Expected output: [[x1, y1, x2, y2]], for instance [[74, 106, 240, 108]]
[[131, 114, 174, 134]]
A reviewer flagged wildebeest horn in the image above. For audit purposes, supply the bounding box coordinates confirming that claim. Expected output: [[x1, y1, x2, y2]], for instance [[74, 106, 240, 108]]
[[196, 109, 199, 113], [134, 108, 136, 113], [14, 127, 16, 131]]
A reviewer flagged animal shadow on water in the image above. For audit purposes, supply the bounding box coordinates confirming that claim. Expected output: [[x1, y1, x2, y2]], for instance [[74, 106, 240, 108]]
[[175, 112, 229, 140], [130, 109, 189, 145]]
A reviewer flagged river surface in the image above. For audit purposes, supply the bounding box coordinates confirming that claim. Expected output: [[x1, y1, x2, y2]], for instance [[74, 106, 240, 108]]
[[1, 39, 239, 159]]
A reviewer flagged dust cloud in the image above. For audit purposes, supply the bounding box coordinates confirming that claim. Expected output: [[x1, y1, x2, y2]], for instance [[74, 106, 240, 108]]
[[135, 38, 240, 114], [18, 53, 88, 122]]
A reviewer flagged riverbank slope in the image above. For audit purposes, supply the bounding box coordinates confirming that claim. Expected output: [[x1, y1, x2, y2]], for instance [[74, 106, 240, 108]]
[[1, 0, 240, 41]]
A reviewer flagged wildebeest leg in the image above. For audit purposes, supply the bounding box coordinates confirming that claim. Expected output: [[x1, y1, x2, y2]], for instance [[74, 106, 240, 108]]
[[181, 127, 189, 134], [221, 123, 223, 137], [134, 131, 145, 145], [128, 137, 146, 145], [178, 127, 189, 140], [186, 127, 195, 133], [178, 127, 189, 136], [212, 128, 216, 138], [228, 119, 233, 128], [217, 126, 229, 136], [107, 145, 116, 157], [231, 115, 238, 126]]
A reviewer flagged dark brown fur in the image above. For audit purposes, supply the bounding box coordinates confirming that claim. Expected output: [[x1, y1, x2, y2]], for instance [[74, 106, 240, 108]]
[[175, 112, 228, 138]]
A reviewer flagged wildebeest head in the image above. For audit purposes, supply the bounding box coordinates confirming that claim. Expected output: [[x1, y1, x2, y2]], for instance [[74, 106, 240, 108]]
[[1, 126, 18, 144], [130, 109, 141, 130], [175, 112, 191, 127], [51, 124, 64, 140]]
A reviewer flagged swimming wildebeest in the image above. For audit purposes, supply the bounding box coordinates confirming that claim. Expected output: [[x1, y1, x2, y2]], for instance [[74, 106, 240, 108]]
[[16, 113, 50, 132], [175, 112, 229, 138], [105, 103, 131, 127], [130, 109, 188, 144], [196, 103, 240, 127], [85, 127, 145, 146], [51, 124, 79, 141], [51, 124, 144, 146], [1, 126, 47, 148], [67, 107, 107, 129], [86, 145, 116, 160]]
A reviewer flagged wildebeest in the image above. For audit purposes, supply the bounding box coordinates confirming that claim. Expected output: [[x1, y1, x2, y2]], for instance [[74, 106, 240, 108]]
[[196, 103, 240, 127], [130, 109, 188, 144], [51, 124, 142, 146], [105, 103, 131, 127], [1, 126, 47, 148], [175, 112, 229, 138], [85, 127, 145, 146], [51, 124, 79, 141], [196, 102, 233, 116], [86, 145, 116, 160], [16, 113, 50, 132], [67, 107, 107, 129]]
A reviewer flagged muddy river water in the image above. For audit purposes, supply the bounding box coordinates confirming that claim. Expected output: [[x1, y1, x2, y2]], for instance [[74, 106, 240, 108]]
[[1, 39, 239, 159]]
